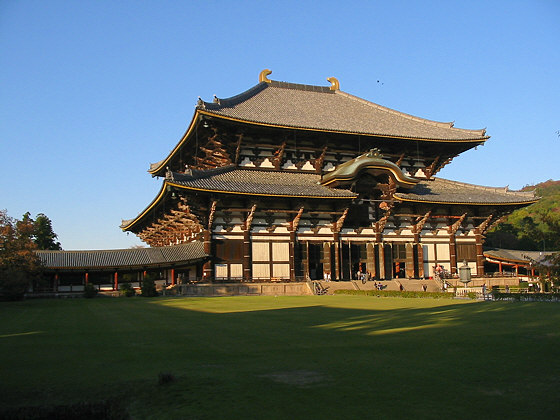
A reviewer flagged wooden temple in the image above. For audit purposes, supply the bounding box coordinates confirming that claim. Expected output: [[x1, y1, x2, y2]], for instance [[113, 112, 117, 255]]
[[121, 70, 538, 283]]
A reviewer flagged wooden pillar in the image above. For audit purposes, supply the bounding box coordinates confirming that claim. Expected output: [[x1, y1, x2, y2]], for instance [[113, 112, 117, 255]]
[[289, 230, 296, 281], [405, 243, 415, 279], [85, 272, 89, 285], [515, 265, 519, 276], [475, 232, 485, 276], [203, 229, 212, 281], [449, 235, 457, 275], [171, 268, 176, 286], [378, 243, 385, 279], [333, 232, 341, 281], [113, 272, 118, 291], [54, 273, 59, 292], [416, 243, 424, 279], [499, 261, 503, 274], [244, 230, 252, 282]]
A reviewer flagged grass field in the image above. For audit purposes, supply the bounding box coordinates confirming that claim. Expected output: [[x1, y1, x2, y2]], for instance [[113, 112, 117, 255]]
[[1, 295, 559, 419]]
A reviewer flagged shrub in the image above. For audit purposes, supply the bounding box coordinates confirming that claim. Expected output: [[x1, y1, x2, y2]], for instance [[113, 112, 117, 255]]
[[83, 283, 98, 298], [119, 282, 136, 297], [0, 269, 29, 301], [141, 274, 158, 297], [333, 289, 454, 299]]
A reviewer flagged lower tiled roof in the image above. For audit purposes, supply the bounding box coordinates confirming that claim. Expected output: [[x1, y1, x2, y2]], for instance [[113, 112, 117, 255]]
[[394, 178, 538, 205], [168, 166, 357, 198], [37, 242, 207, 270], [483, 248, 554, 264]]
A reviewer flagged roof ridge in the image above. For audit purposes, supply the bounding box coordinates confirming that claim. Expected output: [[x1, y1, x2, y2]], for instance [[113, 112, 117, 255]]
[[200, 80, 334, 110], [199, 82, 269, 110], [35, 242, 200, 254], [335, 90, 487, 136], [168, 164, 235, 181], [431, 177, 537, 196]]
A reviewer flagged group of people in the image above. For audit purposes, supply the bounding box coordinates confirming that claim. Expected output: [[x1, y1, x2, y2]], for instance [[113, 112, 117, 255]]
[[356, 269, 372, 284]]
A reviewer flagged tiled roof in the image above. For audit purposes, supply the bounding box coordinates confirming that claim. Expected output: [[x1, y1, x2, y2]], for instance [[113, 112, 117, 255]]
[[167, 166, 357, 198], [394, 178, 538, 205], [37, 242, 207, 270], [199, 80, 488, 141], [483, 248, 554, 263]]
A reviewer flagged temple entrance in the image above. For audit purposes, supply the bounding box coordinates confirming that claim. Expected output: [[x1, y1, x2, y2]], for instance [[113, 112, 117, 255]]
[[307, 242, 323, 280]]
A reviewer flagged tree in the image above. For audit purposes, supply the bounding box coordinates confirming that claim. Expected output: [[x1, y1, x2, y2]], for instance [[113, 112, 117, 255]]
[[0, 210, 41, 300], [33, 213, 62, 250]]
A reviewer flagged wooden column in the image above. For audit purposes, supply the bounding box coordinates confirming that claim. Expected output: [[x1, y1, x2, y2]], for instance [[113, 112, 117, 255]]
[[243, 204, 257, 282], [449, 235, 457, 275], [475, 232, 485, 276], [417, 244, 425, 278], [54, 273, 59, 292], [448, 213, 466, 275], [244, 230, 252, 282], [331, 209, 348, 281], [289, 230, 296, 281], [171, 268, 176, 286], [475, 215, 493, 277], [202, 229, 212, 281], [378, 243, 386, 279], [333, 232, 341, 281], [405, 243, 415, 279], [85, 272, 89, 285], [412, 212, 430, 279], [499, 261, 503, 274], [114, 272, 118, 291], [290, 207, 303, 281]]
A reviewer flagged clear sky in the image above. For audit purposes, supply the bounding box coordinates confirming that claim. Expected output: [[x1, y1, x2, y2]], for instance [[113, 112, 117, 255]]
[[1, 0, 559, 250]]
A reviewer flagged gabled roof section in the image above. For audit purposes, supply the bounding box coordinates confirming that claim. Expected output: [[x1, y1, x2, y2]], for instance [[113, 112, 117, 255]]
[[321, 148, 419, 188], [198, 78, 488, 142], [394, 178, 539, 206], [36, 242, 208, 270]]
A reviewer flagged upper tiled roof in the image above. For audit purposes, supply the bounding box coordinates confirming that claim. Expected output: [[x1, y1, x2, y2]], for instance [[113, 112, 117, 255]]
[[199, 80, 488, 141], [167, 165, 357, 198], [394, 178, 538, 205], [37, 242, 207, 270]]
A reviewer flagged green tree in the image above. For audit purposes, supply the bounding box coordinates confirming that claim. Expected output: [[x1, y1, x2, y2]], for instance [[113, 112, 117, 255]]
[[33, 213, 62, 250], [0, 210, 41, 300]]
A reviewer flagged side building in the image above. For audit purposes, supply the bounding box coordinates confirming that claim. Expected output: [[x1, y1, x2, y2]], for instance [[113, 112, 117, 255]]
[[121, 70, 538, 283]]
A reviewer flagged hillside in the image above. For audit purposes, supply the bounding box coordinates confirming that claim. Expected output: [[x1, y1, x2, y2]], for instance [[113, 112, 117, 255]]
[[485, 179, 560, 251]]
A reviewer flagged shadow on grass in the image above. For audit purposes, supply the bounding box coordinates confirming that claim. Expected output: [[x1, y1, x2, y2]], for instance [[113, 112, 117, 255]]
[[1, 297, 559, 419]]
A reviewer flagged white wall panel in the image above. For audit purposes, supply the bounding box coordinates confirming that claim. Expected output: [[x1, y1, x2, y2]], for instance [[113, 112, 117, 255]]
[[273, 263, 290, 279], [252, 242, 270, 261], [272, 242, 290, 261], [252, 263, 270, 279]]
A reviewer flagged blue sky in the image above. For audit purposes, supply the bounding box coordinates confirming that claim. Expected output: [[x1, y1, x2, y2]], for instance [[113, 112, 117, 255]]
[[1, 0, 559, 250]]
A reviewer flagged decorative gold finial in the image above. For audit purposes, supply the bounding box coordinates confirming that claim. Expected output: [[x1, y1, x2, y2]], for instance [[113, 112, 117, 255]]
[[327, 76, 340, 91], [259, 69, 272, 83]]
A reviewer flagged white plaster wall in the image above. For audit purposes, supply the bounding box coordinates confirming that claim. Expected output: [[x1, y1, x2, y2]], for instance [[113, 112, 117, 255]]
[[272, 242, 290, 261], [215, 264, 228, 278], [252, 242, 270, 261], [273, 263, 290, 278], [253, 263, 270, 278], [230, 264, 243, 279], [436, 243, 450, 260]]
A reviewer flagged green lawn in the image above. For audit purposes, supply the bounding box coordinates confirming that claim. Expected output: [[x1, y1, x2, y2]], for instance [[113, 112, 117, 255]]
[[1, 295, 558, 419]]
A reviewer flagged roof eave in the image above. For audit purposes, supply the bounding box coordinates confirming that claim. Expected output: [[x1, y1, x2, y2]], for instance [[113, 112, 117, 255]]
[[197, 110, 490, 143]]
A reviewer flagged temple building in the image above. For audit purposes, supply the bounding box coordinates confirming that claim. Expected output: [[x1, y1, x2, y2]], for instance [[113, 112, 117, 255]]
[[120, 70, 538, 284]]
